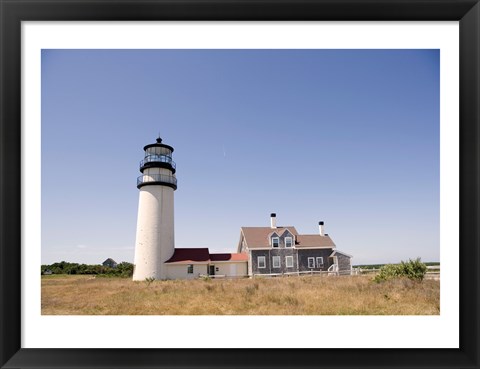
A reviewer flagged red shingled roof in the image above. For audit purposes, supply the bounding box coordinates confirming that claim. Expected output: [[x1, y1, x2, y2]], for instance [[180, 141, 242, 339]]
[[210, 253, 248, 262], [165, 248, 248, 264], [165, 248, 210, 263]]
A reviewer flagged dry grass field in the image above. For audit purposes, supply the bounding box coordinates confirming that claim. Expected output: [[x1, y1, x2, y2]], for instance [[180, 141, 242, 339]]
[[41, 274, 440, 315]]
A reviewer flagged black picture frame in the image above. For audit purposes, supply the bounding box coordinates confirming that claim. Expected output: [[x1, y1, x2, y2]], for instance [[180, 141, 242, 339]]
[[1, 1, 479, 368]]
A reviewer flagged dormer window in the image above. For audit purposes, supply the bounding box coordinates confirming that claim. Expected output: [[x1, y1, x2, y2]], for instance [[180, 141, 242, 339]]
[[285, 237, 293, 248], [272, 237, 279, 248]]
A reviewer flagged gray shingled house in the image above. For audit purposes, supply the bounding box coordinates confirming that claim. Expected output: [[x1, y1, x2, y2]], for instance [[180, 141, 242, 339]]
[[237, 213, 352, 276]]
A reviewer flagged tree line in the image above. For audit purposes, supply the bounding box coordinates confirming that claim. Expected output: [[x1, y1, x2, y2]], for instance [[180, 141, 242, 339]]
[[41, 261, 133, 277]]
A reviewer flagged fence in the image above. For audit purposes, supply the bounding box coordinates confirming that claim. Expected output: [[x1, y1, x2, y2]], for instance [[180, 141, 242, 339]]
[[199, 267, 440, 279], [353, 266, 440, 280], [252, 270, 353, 278]]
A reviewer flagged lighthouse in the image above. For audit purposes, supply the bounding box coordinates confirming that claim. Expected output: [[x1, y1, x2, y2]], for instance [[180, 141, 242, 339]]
[[133, 137, 177, 280]]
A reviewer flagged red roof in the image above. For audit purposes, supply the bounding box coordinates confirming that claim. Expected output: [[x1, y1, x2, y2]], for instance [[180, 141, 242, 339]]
[[165, 248, 210, 263], [165, 248, 248, 264], [210, 253, 248, 262]]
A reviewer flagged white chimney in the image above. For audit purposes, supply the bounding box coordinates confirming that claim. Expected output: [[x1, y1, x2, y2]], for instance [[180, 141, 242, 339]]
[[270, 213, 277, 228], [319, 221, 324, 236]]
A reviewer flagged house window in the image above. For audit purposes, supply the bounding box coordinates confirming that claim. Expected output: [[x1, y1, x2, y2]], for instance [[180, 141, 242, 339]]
[[308, 257, 315, 269], [316, 257, 324, 267], [285, 237, 293, 248], [286, 256, 294, 268], [258, 256, 266, 269], [187, 264, 193, 274], [272, 237, 279, 248], [272, 256, 281, 268]]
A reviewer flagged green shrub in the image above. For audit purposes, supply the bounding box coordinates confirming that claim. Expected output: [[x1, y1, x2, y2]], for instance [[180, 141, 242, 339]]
[[41, 261, 133, 277], [374, 264, 403, 282], [401, 258, 428, 280], [374, 258, 427, 283]]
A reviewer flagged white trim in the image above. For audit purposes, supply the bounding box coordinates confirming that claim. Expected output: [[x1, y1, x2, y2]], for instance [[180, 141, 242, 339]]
[[307, 257, 315, 269], [238, 236, 246, 253], [267, 231, 280, 239], [285, 236, 293, 248], [330, 250, 353, 258], [272, 256, 281, 268], [238, 229, 247, 253], [278, 228, 293, 237], [271, 237, 280, 248], [334, 256, 338, 267], [316, 257, 324, 268], [248, 251, 253, 276], [257, 256, 266, 269], [285, 255, 294, 268]]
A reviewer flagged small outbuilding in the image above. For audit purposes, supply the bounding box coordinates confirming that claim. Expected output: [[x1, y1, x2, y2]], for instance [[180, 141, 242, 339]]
[[102, 258, 118, 268], [164, 248, 248, 279]]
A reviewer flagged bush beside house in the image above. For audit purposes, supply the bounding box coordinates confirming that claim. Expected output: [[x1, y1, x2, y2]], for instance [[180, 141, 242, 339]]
[[374, 258, 427, 282]]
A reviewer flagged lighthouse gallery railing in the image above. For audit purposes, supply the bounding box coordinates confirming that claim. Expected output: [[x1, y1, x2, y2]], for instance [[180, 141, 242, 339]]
[[137, 174, 177, 187]]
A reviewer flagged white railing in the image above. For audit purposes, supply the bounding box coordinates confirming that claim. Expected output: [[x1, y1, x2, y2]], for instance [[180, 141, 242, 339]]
[[327, 264, 338, 272], [353, 267, 440, 280], [252, 268, 355, 278]]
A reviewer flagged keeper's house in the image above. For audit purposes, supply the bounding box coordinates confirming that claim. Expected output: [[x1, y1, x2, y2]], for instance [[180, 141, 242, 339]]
[[164, 213, 352, 279], [237, 213, 353, 276]]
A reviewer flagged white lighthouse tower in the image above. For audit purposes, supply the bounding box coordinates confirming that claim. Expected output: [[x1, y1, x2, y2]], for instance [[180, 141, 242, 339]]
[[133, 137, 177, 280]]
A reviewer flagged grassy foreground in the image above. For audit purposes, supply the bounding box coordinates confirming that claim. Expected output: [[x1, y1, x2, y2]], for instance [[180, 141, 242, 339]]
[[41, 275, 439, 315]]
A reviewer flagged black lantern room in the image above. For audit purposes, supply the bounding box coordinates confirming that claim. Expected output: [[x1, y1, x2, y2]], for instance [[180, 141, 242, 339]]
[[136, 137, 177, 190]]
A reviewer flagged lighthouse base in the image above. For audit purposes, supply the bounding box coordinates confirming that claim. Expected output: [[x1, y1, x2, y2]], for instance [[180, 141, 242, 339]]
[[133, 185, 175, 280]]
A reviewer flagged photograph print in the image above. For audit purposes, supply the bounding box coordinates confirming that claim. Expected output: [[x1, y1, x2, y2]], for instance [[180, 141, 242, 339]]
[[41, 49, 440, 315]]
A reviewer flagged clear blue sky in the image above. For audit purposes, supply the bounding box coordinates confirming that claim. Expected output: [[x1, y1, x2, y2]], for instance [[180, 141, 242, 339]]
[[41, 49, 440, 265]]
